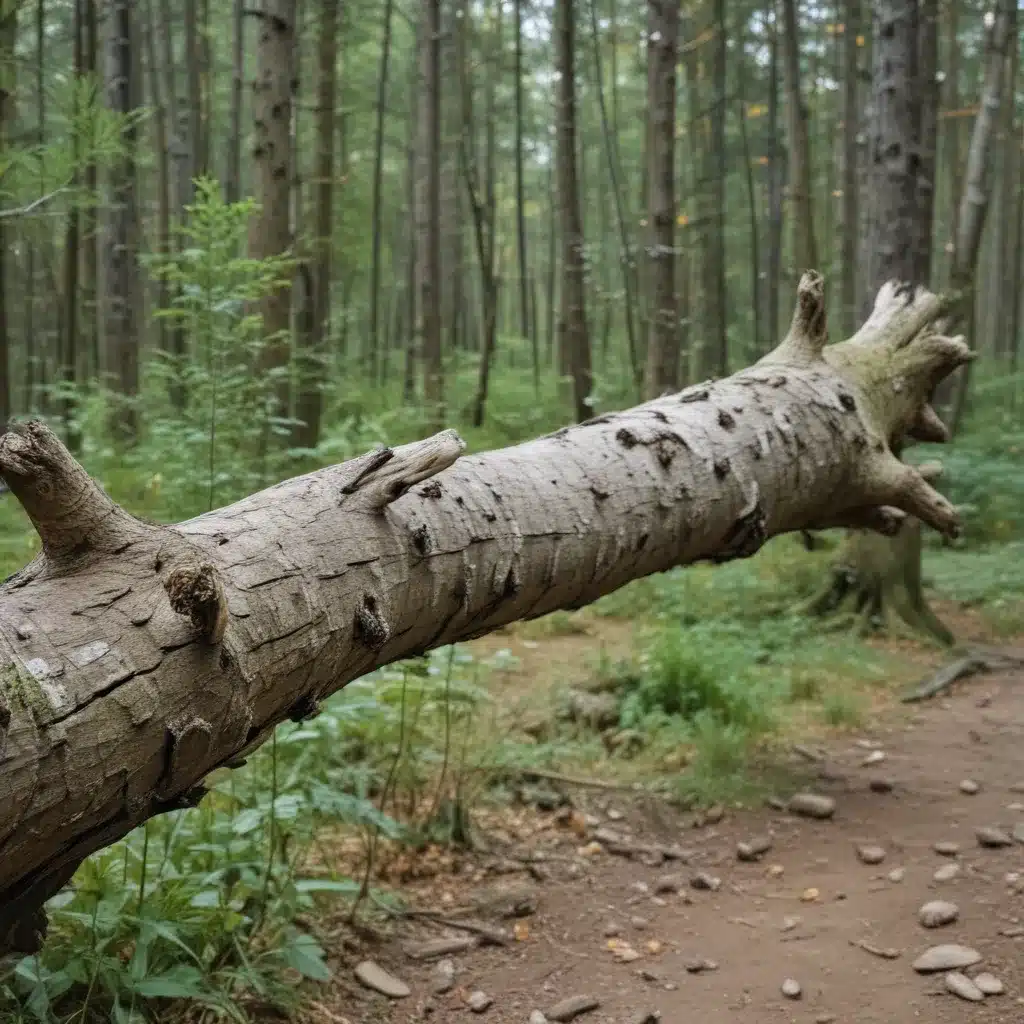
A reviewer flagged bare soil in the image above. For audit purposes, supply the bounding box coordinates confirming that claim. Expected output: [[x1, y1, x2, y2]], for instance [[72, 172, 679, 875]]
[[310, 630, 1024, 1024]]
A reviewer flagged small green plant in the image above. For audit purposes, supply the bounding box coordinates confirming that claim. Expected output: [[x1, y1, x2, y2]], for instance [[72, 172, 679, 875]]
[[819, 687, 866, 729]]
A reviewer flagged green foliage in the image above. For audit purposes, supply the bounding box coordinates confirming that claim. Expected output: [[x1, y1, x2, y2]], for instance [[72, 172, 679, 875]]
[[0, 646, 493, 1023]]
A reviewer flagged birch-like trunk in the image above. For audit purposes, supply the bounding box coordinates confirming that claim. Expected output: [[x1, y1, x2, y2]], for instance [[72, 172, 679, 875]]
[[0, 275, 971, 954]]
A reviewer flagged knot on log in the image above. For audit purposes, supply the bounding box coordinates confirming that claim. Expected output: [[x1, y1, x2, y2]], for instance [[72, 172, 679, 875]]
[[164, 563, 227, 643], [0, 420, 144, 560], [767, 270, 829, 365], [339, 429, 465, 510]]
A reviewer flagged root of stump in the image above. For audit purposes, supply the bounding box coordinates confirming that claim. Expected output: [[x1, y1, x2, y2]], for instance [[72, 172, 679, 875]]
[[797, 520, 954, 646]]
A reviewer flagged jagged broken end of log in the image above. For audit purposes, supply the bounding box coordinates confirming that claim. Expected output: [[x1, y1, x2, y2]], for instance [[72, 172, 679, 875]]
[[753, 272, 971, 541]]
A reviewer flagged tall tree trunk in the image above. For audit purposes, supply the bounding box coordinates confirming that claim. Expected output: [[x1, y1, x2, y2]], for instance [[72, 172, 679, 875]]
[[587, 0, 640, 391], [294, 0, 338, 450], [644, 0, 679, 398], [105, 0, 142, 444], [916, 0, 939, 283], [780, 0, 819, 272], [81, 0, 99, 378], [368, 0, 394, 383], [734, 10, 761, 360], [841, 0, 861, 336], [938, 0, 960, 285], [0, 273, 972, 956], [225, 0, 245, 203], [0, 0, 14, 428], [555, 0, 593, 421], [249, 0, 297, 419], [766, 9, 784, 343], [697, 0, 728, 378], [513, 0, 535, 389], [144, 0, 172, 368], [417, 0, 444, 426]]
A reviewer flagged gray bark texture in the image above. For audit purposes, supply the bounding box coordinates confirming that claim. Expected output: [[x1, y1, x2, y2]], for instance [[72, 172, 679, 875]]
[[0, 274, 971, 954]]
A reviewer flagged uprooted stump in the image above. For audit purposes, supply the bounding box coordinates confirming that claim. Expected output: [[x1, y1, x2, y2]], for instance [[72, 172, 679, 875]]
[[0, 272, 973, 955]]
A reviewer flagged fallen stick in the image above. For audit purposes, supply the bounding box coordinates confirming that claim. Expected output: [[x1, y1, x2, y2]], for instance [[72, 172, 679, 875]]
[[901, 644, 1024, 703]]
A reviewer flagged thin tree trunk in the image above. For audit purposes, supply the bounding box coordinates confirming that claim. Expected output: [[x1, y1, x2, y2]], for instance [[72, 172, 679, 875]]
[[780, 0, 819, 272], [840, 0, 861, 336], [418, 0, 444, 426], [368, 0, 394, 383], [0, 0, 14, 427], [105, 0, 142, 443], [81, 0, 98, 378], [555, 0, 593, 421], [225, 0, 245, 203], [586, 0, 640, 391], [513, 0, 536, 391], [766, 8, 784, 343], [249, 0, 297, 418], [734, 12, 761, 360], [0, 274, 972, 956], [643, 0, 680, 398], [144, 0, 172, 369], [294, 0, 337, 450]]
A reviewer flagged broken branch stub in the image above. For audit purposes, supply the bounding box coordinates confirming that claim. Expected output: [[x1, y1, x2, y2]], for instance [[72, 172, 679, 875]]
[[0, 274, 969, 954]]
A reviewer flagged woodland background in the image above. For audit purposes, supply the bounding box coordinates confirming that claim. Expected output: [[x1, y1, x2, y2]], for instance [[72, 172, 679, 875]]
[[0, 0, 1024, 1020]]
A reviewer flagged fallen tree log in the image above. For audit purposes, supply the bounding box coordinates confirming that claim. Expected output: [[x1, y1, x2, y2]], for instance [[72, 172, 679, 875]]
[[0, 273, 970, 954]]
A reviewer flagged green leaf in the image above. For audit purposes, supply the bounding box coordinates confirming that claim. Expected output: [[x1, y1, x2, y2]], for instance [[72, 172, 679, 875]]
[[133, 965, 207, 999], [280, 933, 331, 982]]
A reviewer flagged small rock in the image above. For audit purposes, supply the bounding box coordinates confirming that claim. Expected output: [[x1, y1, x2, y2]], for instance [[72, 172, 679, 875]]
[[529, 1013, 548, 1024], [1009, 802, 1024, 812], [654, 874, 683, 894], [788, 793, 836, 819], [404, 936, 476, 960], [945, 972, 984, 1002], [630, 881, 651, 895], [800, 887, 820, 902], [855, 738, 881, 750], [862, 750, 887, 766], [684, 957, 718, 973], [919, 900, 959, 928], [973, 972, 1004, 996], [546, 995, 600, 1022], [705, 803, 725, 824], [691, 871, 721, 892], [630, 916, 649, 930], [856, 844, 886, 865], [912, 944, 983, 973], [607, 807, 624, 820], [781, 915, 801, 932], [887, 867, 906, 883], [432, 959, 456, 994], [467, 990, 493, 1013], [625, 1014, 660, 1024], [933, 862, 960, 883], [869, 777, 895, 793], [959, 779, 980, 795], [767, 863, 785, 878], [977, 826, 1013, 848], [737, 836, 773, 862], [603, 922, 621, 937], [1000, 925, 1024, 937], [355, 960, 411, 999], [933, 840, 961, 857], [781, 978, 802, 1000]]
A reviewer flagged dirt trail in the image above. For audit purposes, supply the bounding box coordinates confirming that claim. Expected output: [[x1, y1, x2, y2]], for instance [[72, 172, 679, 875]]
[[328, 658, 1024, 1024]]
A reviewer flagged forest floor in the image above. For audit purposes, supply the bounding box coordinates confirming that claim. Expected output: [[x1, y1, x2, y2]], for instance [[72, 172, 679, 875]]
[[301, 606, 1024, 1024]]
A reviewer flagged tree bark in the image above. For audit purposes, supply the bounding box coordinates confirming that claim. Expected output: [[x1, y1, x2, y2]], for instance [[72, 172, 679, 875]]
[[293, 0, 338, 451], [225, 0, 245, 204], [417, 0, 444, 425], [104, 0, 142, 444], [643, 0, 679, 398], [554, 0, 593, 422], [0, 272, 972, 954], [0, 0, 15, 428], [249, 0, 297, 420], [780, 0, 819, 273], [840, 0, 861, 337]]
